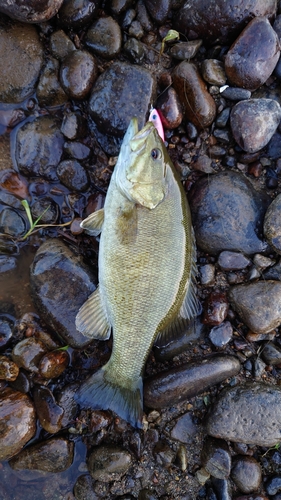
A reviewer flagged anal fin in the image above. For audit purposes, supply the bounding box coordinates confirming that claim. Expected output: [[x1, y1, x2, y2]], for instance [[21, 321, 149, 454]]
[[80, 209, 104, 236], [75, 286, 111, 340]]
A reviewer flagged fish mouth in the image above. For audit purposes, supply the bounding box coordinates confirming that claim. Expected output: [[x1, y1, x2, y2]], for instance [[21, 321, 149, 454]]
[[130, 122, 155, 154]]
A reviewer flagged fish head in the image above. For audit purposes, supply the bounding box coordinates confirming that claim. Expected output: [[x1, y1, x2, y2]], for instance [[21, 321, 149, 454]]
[[115, 118, 169, 209]]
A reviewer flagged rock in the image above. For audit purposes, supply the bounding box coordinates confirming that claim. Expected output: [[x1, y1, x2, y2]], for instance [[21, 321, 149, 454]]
[[57, 159, 89, 191], [0, 387, 36, 461], [201, 437, 231, 479], [0, 22, 43, 103], [225, 17, 280, 91], [0, 207, 26, 237], [157, 87, 183, 129], [33, 386, 64, 433], [174, 0, 277, 44], [85, 17, 122, 59], [229, 281, 281, 334], [207, 382, 281, 447], [74, 474, 98, 500], [61, 111, 87, 140], [154, 440, 175, 468], [12, 337, 48, 373], [170, 40, 202, 60], [49, 29, 76, 61], [144, 354, 240, 409], [57, 0, 100, 28], [9, 437, 74, 473], [173, 62, 216, 129], [216, 108, 231, 128], [264, 194, 281, 254], [201, 60, 227, 86], [221, 87, 252, 100], [189, 171, 269, 255], [144, 0, 171, 23], [261, 342, 281, 365], [230, 99, 281, 153], [30, 239, 97, 348], [37, 57, 68, 107], [265, 476, 281, 495], [63, 141, 90, 160], [31, 197, 59, 224], [39, 349, 70, 378], [202, 291, 229, 326], [199, 264, 215, 286], [124, 38, 145, 64], [0, 355, 19, 381], [0, 0, 63, 22], [170, 412, 199, 443], [231, 456, 262, 494], [15, 116, 64, 178], [218, 251, 251, 271], [60, 50, 98, 100], [87, 446, 132, 481], [0, 316, 14, 348], [209, 321, 233, 348], [212, 478, 232, 500]]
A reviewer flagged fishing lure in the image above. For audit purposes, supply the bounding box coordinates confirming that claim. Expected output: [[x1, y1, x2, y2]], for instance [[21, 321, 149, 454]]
[[148, 107, 165, 141]]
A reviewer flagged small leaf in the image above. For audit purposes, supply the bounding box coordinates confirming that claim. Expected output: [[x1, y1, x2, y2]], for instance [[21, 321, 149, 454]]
[[21, 199, 34, 228], [160, 29, 180, 56]]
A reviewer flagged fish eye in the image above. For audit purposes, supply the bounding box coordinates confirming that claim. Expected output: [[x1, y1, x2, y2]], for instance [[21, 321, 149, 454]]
[[152, 114, 157, 120], [151, 148, 161, 160]]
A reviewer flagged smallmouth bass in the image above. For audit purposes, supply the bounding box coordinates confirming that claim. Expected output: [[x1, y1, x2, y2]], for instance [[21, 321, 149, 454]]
[[75, 118, 200, 428]]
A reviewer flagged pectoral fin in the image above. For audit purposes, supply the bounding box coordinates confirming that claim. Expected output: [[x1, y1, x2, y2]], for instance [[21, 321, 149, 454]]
[[80, 209, 104, 236], [76, 286, 111, 340]]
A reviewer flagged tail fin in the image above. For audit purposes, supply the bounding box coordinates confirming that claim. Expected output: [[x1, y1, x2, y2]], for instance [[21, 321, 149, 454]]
[[75, 368, 143, 429]]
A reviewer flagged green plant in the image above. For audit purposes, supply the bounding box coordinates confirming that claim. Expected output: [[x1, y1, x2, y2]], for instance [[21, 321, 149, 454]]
[[21, 199, 72, 240]]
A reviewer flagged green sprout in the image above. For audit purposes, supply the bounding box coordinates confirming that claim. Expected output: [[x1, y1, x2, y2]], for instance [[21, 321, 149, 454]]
[[160, 29, 180, 56], [21, 199, 72, 240]]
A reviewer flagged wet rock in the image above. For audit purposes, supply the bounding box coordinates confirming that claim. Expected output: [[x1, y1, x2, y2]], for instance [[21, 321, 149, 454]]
[[189, 171, 269, 255], [154, 440, 175, 468], [87, 446, 132, 481], [9, 370, 30, 394], [0, 316, 14, 348], [199, 264, 215, 286], [209, 321, 233, 348], [216, 108, 231, 128], [201, 437, 231, 479], [60, 50, 98, 100], [111, 0, 134, 15], [218, 251, 251, 271], [89, 62, 155, 151], [144, 354, 240, 409], [50, 29, 76, 61], [85, 17, 122, 59], [261, 342, 281, 365], [229, 281, 281, 334], [37, 57, 68, 107], [173, 62, 216, 129], [57, 159, 89, 191], [207, 382, 281, 447], [58, 0, 100, 29], [0, 355, 19, 381], [128, 20, 144, 39], [33, 385, 64, 433], [61, 112, 87, 140], [12, 337, 48, 373], [157, 87, 183, 129], [56, 382, 79, 427], [15, 116, 64, 178], [212, 477, 232, 500], [0, 387, 36, 461], [170, 412, 199, 443], [74, 474, 98, 500], [202, 291, 229, 326], [0, 22, 43, 103], [38, 349, 69, 378], [30, 239, 97, 348], [0, 207, 26, 237], [264, 194, 281, 254], [231, 456, 262, 494], [0, 0, 63, 23], [64, 141, 90, 160], [0, 169, 29, 199], [221, 87, 252, 101], [201, 60, 227, 86], [170, 40, 202, 60], [144, 0, 171, 24], [124, 38, 145, 64], [30, 197, 59, 225], [9, 437, 74, 473], [230, 99, 281, 153], [225, 17, 280, 91], [0, 255, 17, 275], [265, 476, 281, 495], [174, 0, 277, 44]]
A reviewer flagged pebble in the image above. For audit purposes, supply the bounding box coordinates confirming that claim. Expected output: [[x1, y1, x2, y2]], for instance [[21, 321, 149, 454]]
[[74, 474, 98, 500], [201, 60, 227, 86], [144, 354, 240, 409], [0, 387, 36, 461], [57, 159, 89, 191], [231, 456, 262, 493], [253, 254, 275, 269], [9, 437, 74, 474], [144, 0, 171, 24], [0, 0, 63, 22], [0, 22, 43, 103], [261, 342, 281, 366], [0, 207, 26, 237], [87, 446, 132, 482], [264, 194, 281, 254], [201, 437, 231, 479], [56, 382, 79, 428], [220, 87, 252, 101], [61, 111, 87, 140], [60, 50, 98, 100], [189, 170, 269, 255], [124, 38, 145, 64], [199, 264, 216, 286], [58, 0, 100, 28], [15, 116, 64, 178], [33, 385, 64, 433], [202, 291, 229, 326], [173, 62, 216, 129], [38, 349, 70, 378], [30, 239, 97, 348], [209, 321, 233, 348], [207, 382, 281, 447], [216, 108, 231, 128], [230, 99, 281, 153], [225, 17, 280, 91], [0, 354, 19, 381], [64, 140, 90, 160], [0, 316, 14, 348], [50, 29, 76, 61], [156, 87, 183, 129], [218, 251, 251, 271], [31, 197, 59, 224], [264, 259, 281, 280], [170, 412, 199, 443], [85, 17, 122, 59], [37, 57, 68, 107], [12, 337, 48, 373], [170, 40, 203, 60], [0, 255, 17, 275], [212, 477, 232, 500], [265, 476, 281, 496], [229, 281, 281, 334]]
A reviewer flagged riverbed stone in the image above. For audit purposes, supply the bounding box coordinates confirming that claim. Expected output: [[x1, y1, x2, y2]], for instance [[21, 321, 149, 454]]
[[218, 251, 251, 271], [201, 59, 227, 86], [33, 385, 64, 433], [230, 99, 281, 153], [231, 456, 262, 493], [201, 437, 231, 479], [144, 354, 240, 409], [261, 342, 281, 365], [50, 29, 76, 61], [157, 87, 183, 129], [207, 382, 281, 447], [189, 171, 269, 255], [85, 17, 122, 59], [229, 281, 281, 334], [87, 446, 132, 481], [57, 159, 89, 191], [30, 239, 97, 348], [225, 17, 280, 91], [264, 194, 281, 254], [144, 0, 171, 24], [0, 0, 63, 22], [0, 387, 36, 461], [173, 61, 216, 129], [0, 355, 19, 381], [37, 57, 68, 107], [60, 50, 98, 100], [12, 337, 48, 373], [170, 40, 203, 61], [0, 22, 43, 103], [58, 0, 100, 28], [0, 207, 26, 237]]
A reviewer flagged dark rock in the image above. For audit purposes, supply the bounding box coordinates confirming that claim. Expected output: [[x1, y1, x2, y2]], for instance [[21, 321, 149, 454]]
[[87, 446, 132, 481], [221, 87, 251, 100], [111, 0, 134, 15], [124, 38, 145, 64], [229, 281, 281, 334], [225, 17, 280, 91], [193, 155, 214, 174], [37, 57, 68, 107], [209, 321, 233, 348], [189, 170, 269, 255], [0, 387, 36, 461], [202, 291, 229, 326], [58, 0, 100, 29], [0, 207, 26, 237], [173, 62, 216, 129], [218, 251, 251, 271], [267, 132, 281, 159], [12, 338, 48, 373], [264, 194, 281, 254], [0, 0, 63, 22], [56, 382, 79, 427], [266, 476, 281, 495], [201, 60, 227, 86], [264, 259, 281, 280], [39, 349, 70, 378], [63, 141, 90, 160], [9, 370, 30, 394], [170, 412, 199, 443], [50, 29, 76, 61], [60, 50, 98, 100], [211, 477, 232, 500], [199, 264, 215, 285], [213, 129, 231, 144], [216, 108, 230, 128], [144, 0, 171, 23], [174, 0, 277, 44], [33, 385, 64, 433], [136, 1, 153, 31], [0, 22, 43, 103], [57, 159, 89, 191], [128, 20, 144, 39], [207, 382, 281, 446], [0, 316, 14, 348], [30, 197, 59, 224], [0, 355, 19, 381], [170, 40, 203, 60], [85, 17, 122, 59], [201, 437, 231, 479], [154, 440, 175, 468], [144, 354, 240, 409], [61, 112, 87, 140], [261, 342, 281, 365], [231, 456, 262, 494], [157, 87, 183, 129], [30, 239, 97, 348], [74, 474, 98, 500], [230, 99, 281, 153]]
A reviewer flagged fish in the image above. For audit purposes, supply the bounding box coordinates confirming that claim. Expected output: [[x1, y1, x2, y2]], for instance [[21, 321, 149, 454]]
[[148, 107, 165, 141], [75, 117, 200, 428]]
